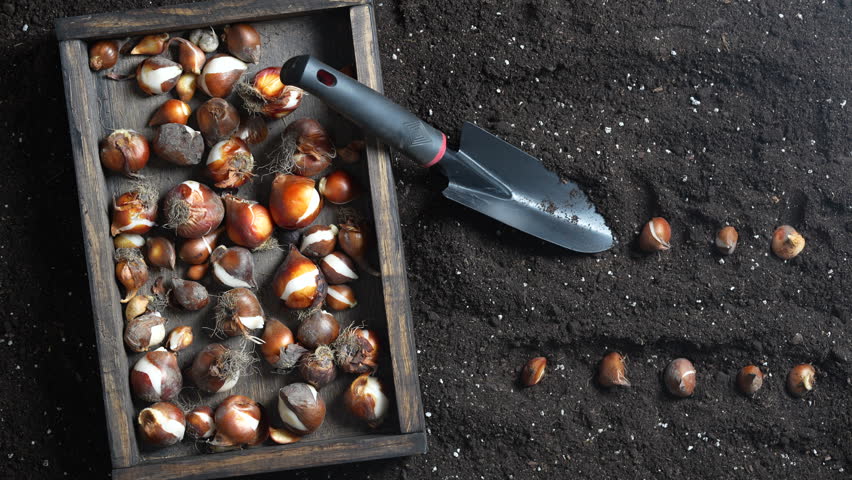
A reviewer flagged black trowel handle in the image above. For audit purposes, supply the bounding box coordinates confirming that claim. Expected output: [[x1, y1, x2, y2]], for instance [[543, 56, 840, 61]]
[[281, 55, 447, 167]]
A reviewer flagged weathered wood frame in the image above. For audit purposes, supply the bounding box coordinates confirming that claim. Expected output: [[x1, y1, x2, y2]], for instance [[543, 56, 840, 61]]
[[57, 1, 425, 478]]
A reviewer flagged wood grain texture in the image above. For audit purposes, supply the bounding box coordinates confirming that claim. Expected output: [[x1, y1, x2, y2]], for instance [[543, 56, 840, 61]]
[[55, 0, 367, 40], [349, 4, 425, 435], [59, 39, 140, 468], [112, 432, 426, 480]]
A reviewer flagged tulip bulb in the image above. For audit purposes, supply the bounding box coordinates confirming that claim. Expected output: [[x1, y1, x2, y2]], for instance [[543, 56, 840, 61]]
[[271, 118, 335, 177], [664, 358, 696, 398], [223, 195, 274, 249], [639, 217, 671, 252], [136, 56, 182, 95], [337, 221, 380, 276], [199, 54, 247, 98], [297, 310, 340, 349], [326, 284, 357, 311], [206, 137, 254, 189], [319, 170, 361, 205], [269, 174, 323, 230], [787, 363, 816, 398], [344, 374, 389, 428], [520, 357, 546, 387], [110, 183, 158, 236], [100, 129, 150, 176], [269, 427, 301, 445], [597, 352, 630, 388], [235, 114, 269, 145], [197, 98, 240, 146], [210, 246, 256, 289], [166, 325, 194, 352], [299, 346, 337, 388], [115, 248, 149, 303], [237, 67, 303, 119], [163, 181, 224, 239], [214, 288, 264, 342], [125, 294, 151, 321], [187, 343, 253, 393], [223, 24, 261, 63], [333, 327, 379, 374], [138, 402, 185, 448], [130, 347, 182, 402], [169, 278, 209, 311], [153, 123, 204, 166], [145, 237, 176, 270], [130, 33, 169, 55], [211, 395, 267, 449], [114, 233, 145, 249], [186, 263, 209, 281], [124, 311, 167, 353], [89, 39, 121, 71], [772, 225, 805, 260], [272, 245, 327, 309], [179, 228, 220, 265], [337, 140, 366, 164], [278, 383, 326, 435], [259, 318, 295, 367], [737, 365, 764, 396], [186, 406, 215, 440], [320, 252, 359, 285], [715, 226, 738, 255], [148, 99, 191, 127], [175, 72, 197, 102], [168, 37, 206, 75], [300, 225, 338, 258], [189, 28, 218, 53]]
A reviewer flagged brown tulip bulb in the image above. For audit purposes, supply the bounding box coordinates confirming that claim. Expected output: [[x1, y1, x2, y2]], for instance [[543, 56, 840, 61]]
[[206, 137, 254, 189], [175, 72, 197, 102], [300, 225, 338, 258], [664, 358, 696, 398], [259, 318, 295, 366], [297, 310, 340, 349], [333, 327, 379, 374], [130, 347, 182, 402], [130, 33, 169, 55], [223, 24, 261, 63], [737, 365, 764, 396], [210, 246, 256, 289], [520, 357, 546, 387], [169, 37, 206, 75], [716, 226, 738, 255], [124, 312, 167, 353], [235, 114, 269, 145], [223, 195, 274, 249], [211, 395, 266, 449], [337, 140, 365, 164], [320, 252, 359, 285], [269, 174, 323, 230], [179, 228, 220, 265], [598, 352, 630, 388], [278, 383, 326, 435], [110, 183, 158, 236], [278, 118, 335, 177], [639, 217, 671, 252], [124, 294, 150, 322], [787, 364, 816, 398], [237, 67, 303, 119], [166, 325, 194, 352], [214, 288, 264, 342], [325, 284, 357, 311], [272, 245, 327, 309], [344, 374, 389, 428], [148, 99, 191, 127], [772, 225, 806, 260], [186, 263, 209, 281], [153, 123, 204, 166], [299, 346, 337, 388], [189, 28, 218, 53], [319, 170, 361, 205], [269, 427, 301, 445], [138, 402, 185, 448], [170, 278, 209, 311], [100, 129, 150, 176], [115, 248, 149, 303], [187, 343, 253, 393], [114, 233, 145, 249], [197, 98, 240, 146], [186, 406, 215, 440], [89, 39, 121, 71], [145, 237, 176, 270], [136, 56, 182, 95], [199, 54, 247, 98], [338, 221, 380, 276], [163, 181, 225, 239]]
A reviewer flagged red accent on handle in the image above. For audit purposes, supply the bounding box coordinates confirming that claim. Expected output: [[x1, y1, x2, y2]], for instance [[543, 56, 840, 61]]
[[423, 133, 446, 168]]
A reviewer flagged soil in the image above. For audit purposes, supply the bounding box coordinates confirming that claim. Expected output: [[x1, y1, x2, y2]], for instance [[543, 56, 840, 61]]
[[0, 0, 850, 479]]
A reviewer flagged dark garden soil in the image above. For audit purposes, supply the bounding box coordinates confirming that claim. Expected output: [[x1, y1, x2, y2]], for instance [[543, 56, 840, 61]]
[[0, 0, 849, 478]]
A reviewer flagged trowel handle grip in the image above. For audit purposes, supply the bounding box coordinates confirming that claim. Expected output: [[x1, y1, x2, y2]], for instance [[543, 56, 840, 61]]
[[281, 55, 447, 167]]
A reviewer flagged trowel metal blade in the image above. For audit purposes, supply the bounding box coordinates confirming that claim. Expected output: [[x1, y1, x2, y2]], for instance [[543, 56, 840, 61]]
[[438, 122, 613, 253]]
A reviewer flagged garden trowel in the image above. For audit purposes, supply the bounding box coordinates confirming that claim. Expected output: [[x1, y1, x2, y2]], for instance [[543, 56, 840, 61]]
[[281, 55, 613, 253]]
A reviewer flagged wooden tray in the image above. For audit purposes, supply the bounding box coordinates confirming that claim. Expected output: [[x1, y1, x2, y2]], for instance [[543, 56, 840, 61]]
[[56, 1, 425, 478]]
